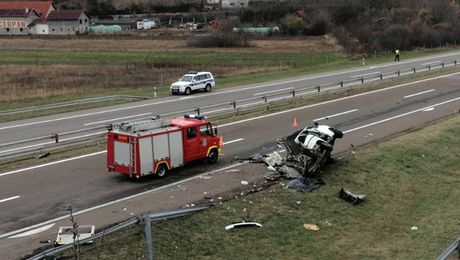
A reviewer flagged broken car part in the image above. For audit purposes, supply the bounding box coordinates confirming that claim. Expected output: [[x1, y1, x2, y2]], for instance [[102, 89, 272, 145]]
[[338, 188, 366, 205], [225, 221, 263, 230]]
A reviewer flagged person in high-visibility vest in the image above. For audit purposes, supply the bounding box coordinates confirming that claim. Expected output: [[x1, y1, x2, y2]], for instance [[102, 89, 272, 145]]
[[394, 49, 400, 61]]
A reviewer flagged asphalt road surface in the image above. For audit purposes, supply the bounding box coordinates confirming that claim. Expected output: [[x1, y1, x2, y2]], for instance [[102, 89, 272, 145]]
[[1, 60, 460, 259], [1, 51, 460, 152]]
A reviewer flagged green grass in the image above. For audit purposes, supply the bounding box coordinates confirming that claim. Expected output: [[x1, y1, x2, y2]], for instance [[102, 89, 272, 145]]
[[60, 115, 460, 259]]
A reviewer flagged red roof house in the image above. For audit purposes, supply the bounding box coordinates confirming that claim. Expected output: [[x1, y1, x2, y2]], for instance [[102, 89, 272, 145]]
[[0, 1, 55, 18]]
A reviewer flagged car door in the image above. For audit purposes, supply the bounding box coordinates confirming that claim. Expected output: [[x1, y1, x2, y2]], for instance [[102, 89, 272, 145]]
[[183, 126, 202, 162]]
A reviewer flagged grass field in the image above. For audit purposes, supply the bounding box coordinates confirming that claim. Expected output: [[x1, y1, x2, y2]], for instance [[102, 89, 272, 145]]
[[0, 36, 457, 109], [58, 115, 460, 259]]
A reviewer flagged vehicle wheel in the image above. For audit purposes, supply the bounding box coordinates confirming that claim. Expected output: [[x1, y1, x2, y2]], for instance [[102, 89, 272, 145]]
[[206, 149, 218, 164], [156, 164, 168, 177], [205, 84, 212, 92], [185, 87, 192, 95], [332, 129, 344, 139]]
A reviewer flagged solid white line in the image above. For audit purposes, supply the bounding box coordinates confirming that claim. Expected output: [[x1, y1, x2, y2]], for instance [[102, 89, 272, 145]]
[[84, 113, 152, 126], [253, 87, 293, 96], [0, 151, 107, 177], [313, 109, 358, 121], [219, 71, 460, 128], [8, 223, 55, 238], [1, 162, 247, 239], [404, 89, 435, 99], [350, 71, 380, 78], [223, 138, 244, 145], [343, 96, 460, 134], [420, 60, 441, 66], [0, 131, 107, 155], [0, 195, 20, 203]]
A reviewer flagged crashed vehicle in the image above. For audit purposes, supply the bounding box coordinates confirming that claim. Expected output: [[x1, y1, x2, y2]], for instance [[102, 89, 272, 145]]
[[278, 123, 343, 176]]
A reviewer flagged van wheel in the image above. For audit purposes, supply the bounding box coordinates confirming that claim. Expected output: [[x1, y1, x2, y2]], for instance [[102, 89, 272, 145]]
[[206, 149, 218, 164], [185, 87, 192, 95], [205, 84, 212, 92], [156, 164, 168, 177]]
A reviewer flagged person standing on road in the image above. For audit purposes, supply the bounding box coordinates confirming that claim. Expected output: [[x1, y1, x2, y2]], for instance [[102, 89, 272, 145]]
[[394, 49, 400, 61]]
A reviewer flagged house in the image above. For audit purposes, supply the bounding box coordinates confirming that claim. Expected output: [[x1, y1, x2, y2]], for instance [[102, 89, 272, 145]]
[[0, 8, 39, 35], [47, 10, 89, 35], [0, 1, 55, 19], [222, 0, 249, 8]]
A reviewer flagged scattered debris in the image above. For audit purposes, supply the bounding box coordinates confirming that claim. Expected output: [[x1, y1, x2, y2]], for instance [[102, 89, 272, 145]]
[[39, 240, 51, 244], [225, 221, 263, 230], [411, 225, 418, 231], [55, 225, 95, 246], [303, 224, 319, 231], [241, 180, 249, 185], [288, 177, 325, 192], [339, 188, 366, 205]]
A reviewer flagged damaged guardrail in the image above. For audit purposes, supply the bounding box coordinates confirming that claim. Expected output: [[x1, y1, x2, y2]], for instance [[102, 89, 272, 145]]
[[2, 59, 457, 162], [437, 236, 460, 260], [27, 204, 211, 260]]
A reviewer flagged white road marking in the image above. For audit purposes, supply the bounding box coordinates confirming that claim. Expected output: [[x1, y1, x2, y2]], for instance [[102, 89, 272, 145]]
[[350, 71, 381, 78], [8, 223, 55, 238], [343, 96, 460, 133], [223, 138, 244, 145], [404, 89, 435, 99], [2, 52, 460, 132], [0, 195, 20, 203], [0, 131, 107, 155], [420, 60, 441, 66], [0, 151, 106, 177], [219, 72, 460, 128], [313, 109, 358, 122], [423, 107, 434, 112], [84, 113, 152, 126], [1, 162, 248, 239], [253, 87, 293, 96]]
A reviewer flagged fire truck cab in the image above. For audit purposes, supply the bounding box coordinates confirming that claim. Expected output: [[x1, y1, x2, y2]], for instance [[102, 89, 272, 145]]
[[107, 114, 222, 178]]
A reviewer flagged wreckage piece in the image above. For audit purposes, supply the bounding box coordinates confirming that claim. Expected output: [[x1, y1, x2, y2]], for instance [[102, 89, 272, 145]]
[[339, 188, 366, 205], [278, 124, 343, 176], [225, 221, 263, 230], [263, 151, 283, 167], [55, 225, 95, 246], [288, 177, 325, 192]]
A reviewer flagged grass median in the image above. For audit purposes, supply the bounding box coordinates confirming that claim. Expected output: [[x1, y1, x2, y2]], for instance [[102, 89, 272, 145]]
[[57, 114, 460, 259]]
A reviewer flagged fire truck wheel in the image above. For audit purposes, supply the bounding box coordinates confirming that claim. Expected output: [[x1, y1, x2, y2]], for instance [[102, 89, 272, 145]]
[[206, 149, 218, 164], [156, 164, 168, 177], [185, 87, 192, 95]]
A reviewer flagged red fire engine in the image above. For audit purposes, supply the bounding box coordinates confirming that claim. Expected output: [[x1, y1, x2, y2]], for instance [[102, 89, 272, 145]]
[[107, 114, 223, 178]]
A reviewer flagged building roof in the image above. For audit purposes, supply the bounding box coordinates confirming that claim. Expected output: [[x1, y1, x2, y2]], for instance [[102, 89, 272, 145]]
[[47, 10, 85, 20], [0, 8, 38, 17], [0, 1, 54, 18]]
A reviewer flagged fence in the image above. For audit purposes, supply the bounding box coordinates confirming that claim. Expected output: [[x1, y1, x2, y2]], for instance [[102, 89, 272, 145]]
[[1, 59, 458, 162], [27, 204, 211, 260]]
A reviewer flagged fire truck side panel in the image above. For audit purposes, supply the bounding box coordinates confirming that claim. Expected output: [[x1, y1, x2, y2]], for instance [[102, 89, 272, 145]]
[[114, 140, 131, 167], [152, 134, 169, 162], [168, 130, 184, 168], [139, 137, 153, 175]]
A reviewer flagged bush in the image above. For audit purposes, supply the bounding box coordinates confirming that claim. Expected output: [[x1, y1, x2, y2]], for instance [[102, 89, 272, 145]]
[[280, 15, 304, 35]]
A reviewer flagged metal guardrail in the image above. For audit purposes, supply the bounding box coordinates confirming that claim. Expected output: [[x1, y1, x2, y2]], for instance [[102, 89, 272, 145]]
[[437, 236, 460, 260], [1, 59, 457, 162], [0, 95, 148, 116], [27, 204, 211, 260]]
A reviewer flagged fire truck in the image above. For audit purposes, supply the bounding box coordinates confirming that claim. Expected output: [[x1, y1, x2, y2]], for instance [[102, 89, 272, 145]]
[[107, 114, 223, 178]]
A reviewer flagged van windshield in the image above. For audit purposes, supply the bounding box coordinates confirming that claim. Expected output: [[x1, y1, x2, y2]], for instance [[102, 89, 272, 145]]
[[181, 76, 193, 82]]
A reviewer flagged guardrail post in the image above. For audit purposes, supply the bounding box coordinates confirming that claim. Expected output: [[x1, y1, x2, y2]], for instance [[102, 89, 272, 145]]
[[232, 101, 236, 109], [413, 68, 416, 73], [428, 65, 431, 70], [196, 108, 200, 115], [317, 85, 320, 92], [380, 74, 383, 80], [455, 60, 457, 66], [263, 96, 267, 103], [54, 134, 59, 143], [292, 90, 295, 97], [340, 81, 343, 87], [143, 215, 154, 260], [361, 77, 364, 84], [442, 62, 445, 68], [398, 70, 400, 77]]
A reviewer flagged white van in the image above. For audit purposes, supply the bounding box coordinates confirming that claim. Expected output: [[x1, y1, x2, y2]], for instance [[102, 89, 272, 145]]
[[170, 71, 215, 95]]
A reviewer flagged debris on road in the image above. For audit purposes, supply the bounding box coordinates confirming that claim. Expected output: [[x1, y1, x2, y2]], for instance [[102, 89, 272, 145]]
[[303, 224, 319, 231], [55, 225, 95, 246], [225, 221, 263, 230], [338, 188, 366, 205], [288, 177, 325, 192], [241, 180, 249, 185]]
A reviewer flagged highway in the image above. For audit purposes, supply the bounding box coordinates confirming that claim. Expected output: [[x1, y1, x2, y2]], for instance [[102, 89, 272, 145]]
[[0, 56, 460, 259], [1, 51, 460, 150]]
